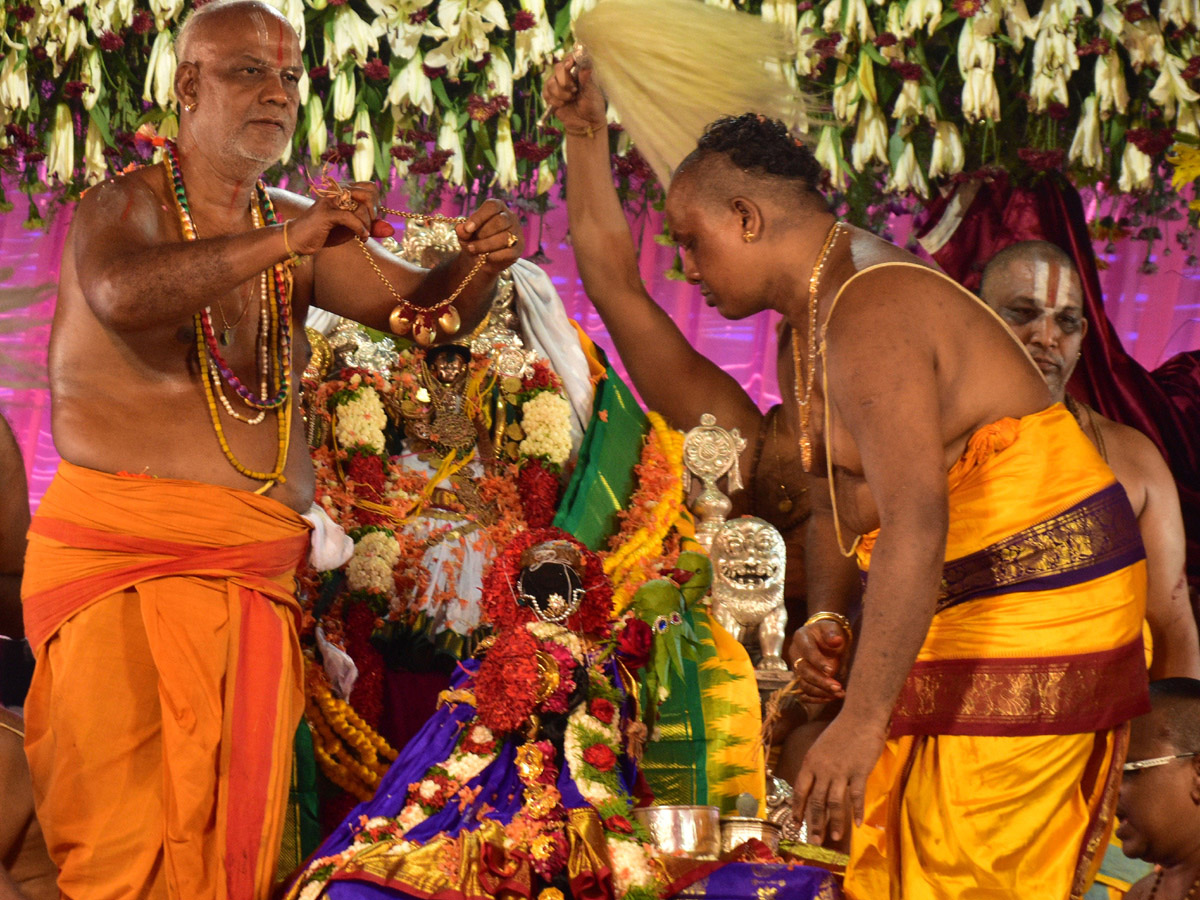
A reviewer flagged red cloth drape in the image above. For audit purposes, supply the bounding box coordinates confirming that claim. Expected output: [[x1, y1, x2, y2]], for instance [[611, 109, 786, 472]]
[[916, 173, 1200, 599]]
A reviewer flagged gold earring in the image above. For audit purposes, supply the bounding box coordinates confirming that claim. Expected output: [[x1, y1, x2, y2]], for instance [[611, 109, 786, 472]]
[[742, 231, 755, 243]]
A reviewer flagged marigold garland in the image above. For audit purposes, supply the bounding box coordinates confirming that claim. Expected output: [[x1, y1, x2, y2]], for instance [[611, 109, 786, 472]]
[[604, 411, 688, 613], [306, 662, 398, 803]]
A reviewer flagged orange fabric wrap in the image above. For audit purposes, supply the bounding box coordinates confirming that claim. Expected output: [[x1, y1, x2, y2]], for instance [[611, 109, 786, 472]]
[[22, 462, 310, 900], [846, 406, 1147, 899]]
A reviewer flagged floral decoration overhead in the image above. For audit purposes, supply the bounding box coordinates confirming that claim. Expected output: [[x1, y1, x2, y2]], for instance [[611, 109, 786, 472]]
[[3, 0, 1198, 227]]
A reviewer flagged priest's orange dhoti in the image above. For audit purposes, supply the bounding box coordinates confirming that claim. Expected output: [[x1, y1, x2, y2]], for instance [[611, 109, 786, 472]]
[[845, 405, 1149, 900], [21, 461, 311, 900]]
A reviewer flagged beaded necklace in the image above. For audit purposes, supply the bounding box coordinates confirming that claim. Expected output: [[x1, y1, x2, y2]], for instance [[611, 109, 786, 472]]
[[163, 140, 292, 489]]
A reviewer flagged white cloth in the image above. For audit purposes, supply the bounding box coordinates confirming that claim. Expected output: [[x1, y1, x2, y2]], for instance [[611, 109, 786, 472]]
[[302, 503, 355, 571], [510, 259, 596, 454], [316, 625, 359, 700]]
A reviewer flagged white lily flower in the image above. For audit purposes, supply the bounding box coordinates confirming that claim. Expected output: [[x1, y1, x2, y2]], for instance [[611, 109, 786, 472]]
[[892, 80, 923, 120], [424, 0, 508, 76], [958, 17, 996, 76], [762, 0, 797, 34], [332, 69, 356, 122], [833, 62, 859, 123], [1096, 2, 1123, 33], [84, 115, 106, 185], [369, 0, 435, 60], [297, 68, 309, 106], [1002, 0, 1039, 50], [46, 102, 74, 185], [493, 115, 518, 190], [1159, 0, 1198, 29], [1068, 94, 1102, 169], [536, 158, 555, 195], [485, 53, 513, 106], [885, 137, 929, 196], [148, 0, 183, 30], [1149, 54, 1200, 121], [143, 30, 175, 108], [1095, 51, 1129, 117], [48, 3, 90, 66], [962, 67, 1001, 122], [388, 55, 435, 117], [850, 101, 888, 171], [902, 0, 942, 36], [306, 96, 328, 165], [157, 113, 177, 142], [814, 125, 847, 184], [795, 10, 820, 76], [0, 53, 30, 112], [1176, 101, 1200, 138], [513, 2, 556, 79], [1031, 68, 1070, 111], [80, 47, 102, 110], [437, 117, 464, 185], [352, 108, 374, 182], [1118, 140, 1152, 192], [326, 6, 378, 69], [570, 0, 599, 24], [1122, 19, 1165, 72], [884, 2, 906, 39], [928, 121, 964, 179]]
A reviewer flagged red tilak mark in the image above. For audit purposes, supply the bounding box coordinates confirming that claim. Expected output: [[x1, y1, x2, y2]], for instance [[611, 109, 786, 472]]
[[1044, 264, 1061, 309], [119, 192, 137, 222]]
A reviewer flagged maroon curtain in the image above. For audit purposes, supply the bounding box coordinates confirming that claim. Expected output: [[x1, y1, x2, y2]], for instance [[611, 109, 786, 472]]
[[916, 173, 1200, 599]]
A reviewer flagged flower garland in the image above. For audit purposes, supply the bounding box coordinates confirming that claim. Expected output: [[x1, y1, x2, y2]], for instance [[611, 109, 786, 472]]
[[603, 412, 688, 613], [306, 662, 398, 803], [289, 619, 665, 900], [480, 527, 613, 638]]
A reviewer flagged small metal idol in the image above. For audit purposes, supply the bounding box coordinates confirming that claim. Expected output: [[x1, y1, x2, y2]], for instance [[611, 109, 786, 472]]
[[709, 516, 789, 673], [682, 413, 746, 552]]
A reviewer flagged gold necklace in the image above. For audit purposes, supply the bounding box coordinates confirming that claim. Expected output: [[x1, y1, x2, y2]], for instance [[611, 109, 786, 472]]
[[794, 221, 845, 472]]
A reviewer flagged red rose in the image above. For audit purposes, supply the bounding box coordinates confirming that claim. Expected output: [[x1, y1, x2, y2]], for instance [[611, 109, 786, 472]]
[[582, 743, 617, 772], [589, 697, 615, 725], [616, 617, 653, 670], [604, 814, 634, 835]]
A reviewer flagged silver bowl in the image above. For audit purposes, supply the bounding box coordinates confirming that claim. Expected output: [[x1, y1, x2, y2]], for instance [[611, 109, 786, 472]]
[[632, 805, 722, 859], [720, 816, 783, 854]]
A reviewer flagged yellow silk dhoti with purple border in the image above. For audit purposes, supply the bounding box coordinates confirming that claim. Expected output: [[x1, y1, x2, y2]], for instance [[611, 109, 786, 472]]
[[846, 405, 1148, 900]]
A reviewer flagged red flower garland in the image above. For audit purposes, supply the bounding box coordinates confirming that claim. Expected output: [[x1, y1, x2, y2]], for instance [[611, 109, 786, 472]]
[[582, 743, 617, 772], [480, 528, 613, 637], [474, 626, 540, 734], [517, 459, 560, 527], [615, 617, 653, 671], [588, 697, 615, 725]]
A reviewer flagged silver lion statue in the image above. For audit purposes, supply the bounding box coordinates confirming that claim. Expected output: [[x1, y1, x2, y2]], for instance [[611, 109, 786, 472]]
[[709, 516, 789, 672]]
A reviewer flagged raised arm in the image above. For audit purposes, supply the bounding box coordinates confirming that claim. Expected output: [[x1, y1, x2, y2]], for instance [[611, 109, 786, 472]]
[[1122, 429, 1200, 678], [544, 58, 760, 435], [793, 286, 948, 846]]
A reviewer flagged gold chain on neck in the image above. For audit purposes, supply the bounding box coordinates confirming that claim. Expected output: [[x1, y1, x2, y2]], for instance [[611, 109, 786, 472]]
[[794, 220, 845, 473]]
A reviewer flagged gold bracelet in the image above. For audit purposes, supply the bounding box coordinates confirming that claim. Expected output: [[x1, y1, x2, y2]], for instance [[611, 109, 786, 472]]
[[803, 611, 854, 645], [282, 220, 304, 267], [562, 123, 602, 139]]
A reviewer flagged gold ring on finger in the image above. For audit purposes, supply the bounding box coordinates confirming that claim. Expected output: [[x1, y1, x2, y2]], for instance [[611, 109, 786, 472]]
[[506, 233, 518, 248]]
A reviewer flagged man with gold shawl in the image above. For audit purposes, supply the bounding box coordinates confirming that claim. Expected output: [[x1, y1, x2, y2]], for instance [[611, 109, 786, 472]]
[[26, 2, 524, 897], [545, 61, 1147, 899]]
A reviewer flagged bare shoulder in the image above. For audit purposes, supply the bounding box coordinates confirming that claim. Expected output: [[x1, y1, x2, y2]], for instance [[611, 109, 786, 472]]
[[73, 166, 168, 238], [1095, 413, 1172, 480], [266, 185, 314, 219]]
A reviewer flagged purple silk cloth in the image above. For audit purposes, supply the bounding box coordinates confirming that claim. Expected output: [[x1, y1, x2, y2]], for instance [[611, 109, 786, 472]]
[[669, 862, 839, 899], [307, 657, 640, 900], [916, 174, 1200, 600]]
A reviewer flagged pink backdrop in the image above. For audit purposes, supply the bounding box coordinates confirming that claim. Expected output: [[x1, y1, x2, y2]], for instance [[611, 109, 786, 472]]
[[1, 195, 1197, 511]]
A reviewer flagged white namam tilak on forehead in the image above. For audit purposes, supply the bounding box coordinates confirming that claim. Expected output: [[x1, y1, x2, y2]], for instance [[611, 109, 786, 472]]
[[1030, 258, 1071, 310]]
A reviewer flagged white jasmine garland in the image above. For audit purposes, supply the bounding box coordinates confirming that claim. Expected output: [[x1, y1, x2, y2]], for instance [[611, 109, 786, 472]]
[[519, 391, 572, 466], [335, 387, 387, 453], [346, 530, 401, 594]]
